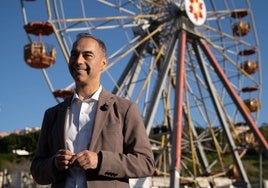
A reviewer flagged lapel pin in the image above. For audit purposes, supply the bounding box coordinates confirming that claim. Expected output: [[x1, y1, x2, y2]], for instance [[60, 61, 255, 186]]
[[100, 103, 109, 111]]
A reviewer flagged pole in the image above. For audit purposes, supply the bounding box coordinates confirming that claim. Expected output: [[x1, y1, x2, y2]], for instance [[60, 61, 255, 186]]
[[170, 30, 187, 188]]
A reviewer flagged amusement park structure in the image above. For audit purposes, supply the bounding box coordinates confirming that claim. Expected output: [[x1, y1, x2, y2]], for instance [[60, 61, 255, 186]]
[[21, 0, 268, 187]]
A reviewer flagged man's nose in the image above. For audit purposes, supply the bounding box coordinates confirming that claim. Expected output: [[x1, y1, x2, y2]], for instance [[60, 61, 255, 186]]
[[75, 53, 84, 64]]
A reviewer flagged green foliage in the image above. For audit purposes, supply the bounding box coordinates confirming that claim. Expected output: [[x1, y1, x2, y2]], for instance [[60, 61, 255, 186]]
[[260, 123, 268, 140], [0, 132, 39, 153], [0, 131, 40, 163], [1, 123, 268, 179], [243, 152, 268, 184]]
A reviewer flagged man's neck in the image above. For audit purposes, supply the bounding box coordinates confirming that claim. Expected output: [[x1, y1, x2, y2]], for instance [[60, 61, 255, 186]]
[[76, 83, 100, 100]]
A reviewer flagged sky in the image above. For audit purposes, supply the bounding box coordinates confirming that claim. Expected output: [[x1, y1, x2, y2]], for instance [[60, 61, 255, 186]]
[[0, 1, 267, 133]]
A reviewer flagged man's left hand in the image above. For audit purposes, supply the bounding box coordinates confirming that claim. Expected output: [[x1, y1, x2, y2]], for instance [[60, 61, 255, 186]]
[[72, 150, 98, 170]]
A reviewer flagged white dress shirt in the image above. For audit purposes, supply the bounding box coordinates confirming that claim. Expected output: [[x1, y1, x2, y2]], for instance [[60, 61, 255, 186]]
[[65, 86, 102, 188]]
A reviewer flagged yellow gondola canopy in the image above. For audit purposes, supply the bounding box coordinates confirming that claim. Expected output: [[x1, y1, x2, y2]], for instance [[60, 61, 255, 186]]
[[53, 89, 74, 99], [230, 9, 248, 19], [238, 48, 256, 56], [24, 42, 56, 69], [24, 22, 54, 36]]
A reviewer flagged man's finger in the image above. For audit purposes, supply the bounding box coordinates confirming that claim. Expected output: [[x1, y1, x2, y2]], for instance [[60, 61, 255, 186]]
[[69, 154, 77, 164]]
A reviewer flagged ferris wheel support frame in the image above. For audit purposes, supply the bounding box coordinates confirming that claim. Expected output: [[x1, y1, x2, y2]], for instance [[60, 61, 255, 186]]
[[193, 40, 250, 186], [169, 17, 268, 186], [170, 30, 186, 188], [143, 29, 179, 135]]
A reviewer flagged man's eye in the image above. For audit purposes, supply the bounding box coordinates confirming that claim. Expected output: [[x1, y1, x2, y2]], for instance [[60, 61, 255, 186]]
[[83, 53, 93, 59], [70, 51, 93, 59], [70, 52, 78, 58]]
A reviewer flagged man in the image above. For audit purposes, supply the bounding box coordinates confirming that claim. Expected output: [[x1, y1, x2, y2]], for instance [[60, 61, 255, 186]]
[[30, 34, 155, 188]]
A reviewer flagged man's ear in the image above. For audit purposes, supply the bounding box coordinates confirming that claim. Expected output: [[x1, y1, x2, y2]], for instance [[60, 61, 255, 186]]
[[100, 57, 108, 71]]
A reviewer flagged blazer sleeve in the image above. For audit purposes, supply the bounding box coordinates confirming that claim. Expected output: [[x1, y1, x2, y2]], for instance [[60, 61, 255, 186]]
[[30, 108, 66, 185], [97, 101, 155, 178]]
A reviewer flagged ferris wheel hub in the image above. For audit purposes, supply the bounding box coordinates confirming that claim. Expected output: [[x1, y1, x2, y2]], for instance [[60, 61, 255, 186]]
[[184, 0, 207, 26]]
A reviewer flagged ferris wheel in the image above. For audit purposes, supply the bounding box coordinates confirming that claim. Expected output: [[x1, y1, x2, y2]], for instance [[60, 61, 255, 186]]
[[21, 0, 268, 187]]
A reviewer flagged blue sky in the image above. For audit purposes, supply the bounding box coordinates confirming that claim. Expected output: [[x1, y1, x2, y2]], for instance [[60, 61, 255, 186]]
[[0, 1, 267, 133]]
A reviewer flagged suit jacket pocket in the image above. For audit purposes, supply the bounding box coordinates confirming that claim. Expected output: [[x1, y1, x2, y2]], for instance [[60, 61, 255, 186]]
[[101, 123, 123, 152]]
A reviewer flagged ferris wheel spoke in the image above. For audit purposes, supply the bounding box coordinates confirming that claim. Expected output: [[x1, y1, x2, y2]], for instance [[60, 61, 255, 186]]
[[202, 24, 254, 49], [106, 23, 166, 70], [207, 40, 260, 86], [134, 45, 166, 103], [97, 0, 138, 15]]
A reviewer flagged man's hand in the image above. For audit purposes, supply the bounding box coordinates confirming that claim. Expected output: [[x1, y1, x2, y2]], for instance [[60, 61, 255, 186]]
[[72, 150, 98, 170], [54, 149, 75, 171]]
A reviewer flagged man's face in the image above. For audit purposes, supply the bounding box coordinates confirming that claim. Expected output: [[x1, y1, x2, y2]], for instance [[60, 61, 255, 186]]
[[68, 37, 107, 84]]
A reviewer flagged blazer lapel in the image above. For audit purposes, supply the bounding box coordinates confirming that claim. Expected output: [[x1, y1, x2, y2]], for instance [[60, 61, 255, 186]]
[[89, 89, 115, 150], [56, 97, 72, 149]]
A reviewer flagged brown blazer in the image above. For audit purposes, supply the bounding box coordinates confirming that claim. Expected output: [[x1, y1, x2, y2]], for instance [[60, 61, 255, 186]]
[[30, 88, 155, 188]]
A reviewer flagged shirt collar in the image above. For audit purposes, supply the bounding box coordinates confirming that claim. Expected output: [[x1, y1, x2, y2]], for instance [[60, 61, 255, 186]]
[[72, 85, 102, 102]]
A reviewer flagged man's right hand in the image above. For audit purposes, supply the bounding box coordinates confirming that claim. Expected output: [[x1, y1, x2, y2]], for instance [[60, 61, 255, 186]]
[[54, 149, 75, 171]]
